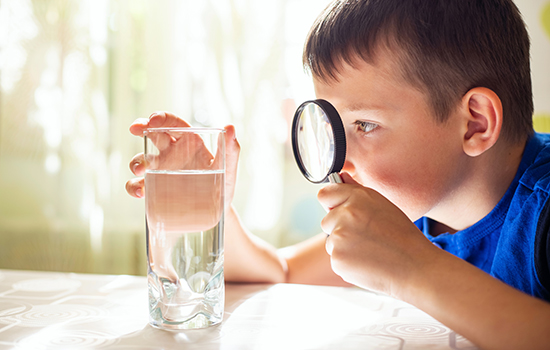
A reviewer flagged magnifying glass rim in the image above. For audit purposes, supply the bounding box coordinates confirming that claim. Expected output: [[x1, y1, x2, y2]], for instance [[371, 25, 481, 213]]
[[291, 99, 347, 184]]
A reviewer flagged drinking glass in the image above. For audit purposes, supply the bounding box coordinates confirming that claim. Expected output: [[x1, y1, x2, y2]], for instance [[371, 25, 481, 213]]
[[144, 127, 225, 330]]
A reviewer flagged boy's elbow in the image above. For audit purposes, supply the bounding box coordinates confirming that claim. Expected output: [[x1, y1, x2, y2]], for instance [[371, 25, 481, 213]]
[[268, 254, 289, 284], [224, 254, 288, 284]]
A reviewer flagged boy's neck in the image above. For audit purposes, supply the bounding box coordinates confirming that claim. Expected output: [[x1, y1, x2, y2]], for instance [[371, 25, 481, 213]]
[[427, 139, 527, 236], [429, 220, 458, 236]]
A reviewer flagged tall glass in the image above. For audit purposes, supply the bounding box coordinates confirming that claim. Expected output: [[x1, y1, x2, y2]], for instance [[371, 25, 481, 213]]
[[144, 127, 225, 330]]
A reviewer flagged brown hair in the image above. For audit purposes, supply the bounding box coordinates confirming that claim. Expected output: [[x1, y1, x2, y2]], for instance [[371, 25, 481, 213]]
[[303, 0, 534, 144]]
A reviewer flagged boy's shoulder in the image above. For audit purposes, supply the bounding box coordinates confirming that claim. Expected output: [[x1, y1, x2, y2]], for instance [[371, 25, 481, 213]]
[[518, 133, 550, 194], [500, 132, 550, 300]]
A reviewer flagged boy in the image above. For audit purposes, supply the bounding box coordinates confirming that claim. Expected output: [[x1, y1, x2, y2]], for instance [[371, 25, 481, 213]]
[[127, 0, 550, 348]]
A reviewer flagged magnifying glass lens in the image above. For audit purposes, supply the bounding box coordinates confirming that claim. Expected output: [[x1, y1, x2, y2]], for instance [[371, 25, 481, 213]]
[[296, 104, 335, 182], [291, 100, 346, 184]]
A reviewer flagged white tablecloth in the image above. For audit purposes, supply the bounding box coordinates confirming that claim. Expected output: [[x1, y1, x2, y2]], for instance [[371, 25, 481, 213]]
[[0, 269, 477, 349]]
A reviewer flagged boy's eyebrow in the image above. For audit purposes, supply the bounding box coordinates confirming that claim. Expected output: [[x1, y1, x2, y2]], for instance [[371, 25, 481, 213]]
[[342, 103, 386, 113]]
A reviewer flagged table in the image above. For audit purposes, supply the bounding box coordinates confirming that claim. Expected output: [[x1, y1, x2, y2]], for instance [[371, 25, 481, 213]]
[[0, 269, 477, 349]]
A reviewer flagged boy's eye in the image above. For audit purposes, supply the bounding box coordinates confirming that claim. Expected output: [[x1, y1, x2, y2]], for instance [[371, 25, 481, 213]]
[[354, 120, 378, 133]]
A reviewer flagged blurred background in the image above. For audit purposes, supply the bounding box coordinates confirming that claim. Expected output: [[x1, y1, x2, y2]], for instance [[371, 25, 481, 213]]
[[0, 0, 549, 276]]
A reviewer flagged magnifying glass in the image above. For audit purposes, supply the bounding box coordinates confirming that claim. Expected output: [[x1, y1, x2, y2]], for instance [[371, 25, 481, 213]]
[[291, 99, 347, 184]]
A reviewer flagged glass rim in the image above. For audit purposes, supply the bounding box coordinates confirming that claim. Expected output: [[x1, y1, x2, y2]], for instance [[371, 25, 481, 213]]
[[144, 127, 226, 134]]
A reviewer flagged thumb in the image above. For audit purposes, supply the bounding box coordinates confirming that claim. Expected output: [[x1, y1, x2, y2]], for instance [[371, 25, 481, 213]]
[[340, 172, 360, 185], [223, 124, 240, 204], [223, 124, 240, 164]]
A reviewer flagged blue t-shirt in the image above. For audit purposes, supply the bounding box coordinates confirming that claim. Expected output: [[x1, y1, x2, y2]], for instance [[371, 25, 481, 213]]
[[415, 133, 550, 301]]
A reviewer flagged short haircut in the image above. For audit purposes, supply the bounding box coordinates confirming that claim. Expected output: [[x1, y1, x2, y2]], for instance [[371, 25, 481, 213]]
[[303, 0, 534, 144]]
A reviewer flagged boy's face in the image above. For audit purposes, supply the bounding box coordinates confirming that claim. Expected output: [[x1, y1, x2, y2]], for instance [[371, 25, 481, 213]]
[[313, 54, 468, 221]]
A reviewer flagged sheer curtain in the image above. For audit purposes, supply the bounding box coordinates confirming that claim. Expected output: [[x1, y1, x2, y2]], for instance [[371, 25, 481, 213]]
[[0, 0, 548, 275], [0, 0, 330, 275], [527, 0, 550, 129]]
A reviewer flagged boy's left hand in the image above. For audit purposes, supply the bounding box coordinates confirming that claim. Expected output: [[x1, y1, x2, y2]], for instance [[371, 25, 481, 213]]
[[318, 172, 437, 298]]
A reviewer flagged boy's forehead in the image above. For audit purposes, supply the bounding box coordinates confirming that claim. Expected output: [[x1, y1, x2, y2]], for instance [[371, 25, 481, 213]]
[[312, 54, 437, 122], [314, 48, 410, 89]]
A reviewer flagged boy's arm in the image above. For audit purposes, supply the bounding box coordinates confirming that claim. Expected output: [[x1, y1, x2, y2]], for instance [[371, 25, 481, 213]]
[[222, 205, 287, 283], [319, 175, 550, 350], [224, 205, 350, 286], [405, 248, 550, 350]]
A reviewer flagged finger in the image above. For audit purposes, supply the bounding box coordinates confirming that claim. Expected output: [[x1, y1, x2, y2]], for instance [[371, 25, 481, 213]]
[[129, 118, 150, 136], [178, 130, 213, 164], [147, 112, 193, 152], [317, 184, 352, 211], [126, 177, 145, 198], [148, 111, 191, 128], [224, 125, 240, 203], [211, 125, 239, 169], [146, 130, 173, 152], [224, 125, 240, 173], [320, 206, 341, 236], [212, 130, 225, 170], [340, 172, 360, 185], [225, 125, 241, 160], [130, 111, 191, 137], [130, 153, 146, 176], [130, 117, 174, 152], [224, 124, 237, 142]]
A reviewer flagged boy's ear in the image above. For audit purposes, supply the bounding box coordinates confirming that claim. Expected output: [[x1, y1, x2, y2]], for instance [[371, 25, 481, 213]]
[[460, 87, 503, 157]]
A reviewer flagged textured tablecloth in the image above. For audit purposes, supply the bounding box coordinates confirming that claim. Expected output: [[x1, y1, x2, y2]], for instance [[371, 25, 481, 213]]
[[0, 269, 477, 349]]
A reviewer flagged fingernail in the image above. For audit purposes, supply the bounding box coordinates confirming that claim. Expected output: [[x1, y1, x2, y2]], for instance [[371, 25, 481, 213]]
[[136, 188, 143, 198], [132, 162, 140, 173]]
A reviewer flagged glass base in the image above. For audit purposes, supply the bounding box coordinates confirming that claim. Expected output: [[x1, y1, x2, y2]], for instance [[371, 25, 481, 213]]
[[149, 312, 222, 330], [148, 278, 224, 330]]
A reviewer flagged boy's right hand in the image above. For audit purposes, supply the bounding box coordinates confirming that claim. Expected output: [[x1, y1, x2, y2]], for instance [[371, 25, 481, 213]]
[[125, 111, 241, 207]]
